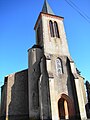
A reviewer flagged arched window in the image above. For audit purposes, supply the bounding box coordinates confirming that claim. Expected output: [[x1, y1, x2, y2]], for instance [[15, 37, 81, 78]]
[[54, 21, 60, 38], [49, 20, 54, 37], [37, 22, 42, 45], [56, 58, 63, 75]]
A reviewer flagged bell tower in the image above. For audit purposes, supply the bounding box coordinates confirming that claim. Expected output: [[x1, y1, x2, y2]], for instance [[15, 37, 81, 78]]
[[34, 0, 70, 58]]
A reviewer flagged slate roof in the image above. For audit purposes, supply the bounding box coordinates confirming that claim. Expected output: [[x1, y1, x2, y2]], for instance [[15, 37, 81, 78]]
[[42, 0, 54, 15]]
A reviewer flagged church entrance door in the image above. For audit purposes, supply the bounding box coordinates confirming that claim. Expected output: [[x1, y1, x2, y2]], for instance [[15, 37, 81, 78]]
[[58, 98, 69, 120]]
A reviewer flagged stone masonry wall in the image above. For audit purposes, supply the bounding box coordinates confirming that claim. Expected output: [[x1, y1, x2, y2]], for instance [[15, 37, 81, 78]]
[[1, 84, 7, 117], [6, 69, 29, 120]]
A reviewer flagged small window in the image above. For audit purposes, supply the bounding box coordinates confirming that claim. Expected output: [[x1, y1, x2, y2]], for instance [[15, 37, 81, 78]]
[[37, 25, 41, 44], [54, 21, 60, 38], [49, 20, 54, 37], [56, 58, 63, 75], [4, 77, 8, 83], [36, 21, 42, 45]]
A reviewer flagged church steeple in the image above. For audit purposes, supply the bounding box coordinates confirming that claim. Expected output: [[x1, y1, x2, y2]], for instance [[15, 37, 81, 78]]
[[34, 0, 70, 57], [42, 0, 54, 15]]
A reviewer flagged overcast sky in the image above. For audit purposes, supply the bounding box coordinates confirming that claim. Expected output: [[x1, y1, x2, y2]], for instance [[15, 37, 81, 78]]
[[0, 0, 90, 90]]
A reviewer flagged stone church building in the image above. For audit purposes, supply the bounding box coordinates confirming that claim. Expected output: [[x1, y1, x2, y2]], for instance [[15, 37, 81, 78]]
[[1, 0, 88, 120]]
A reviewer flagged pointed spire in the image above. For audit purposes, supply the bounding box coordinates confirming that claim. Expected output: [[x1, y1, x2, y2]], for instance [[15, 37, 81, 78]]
[[42, 0, 54, 15]]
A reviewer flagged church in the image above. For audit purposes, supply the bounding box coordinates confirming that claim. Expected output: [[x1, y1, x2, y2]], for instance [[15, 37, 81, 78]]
[[1, 0, 88, 120]]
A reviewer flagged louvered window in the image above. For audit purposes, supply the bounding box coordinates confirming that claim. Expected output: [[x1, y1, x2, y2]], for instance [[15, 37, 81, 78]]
[[49, 20, 54, 37], [54, 21, 60, 38]]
